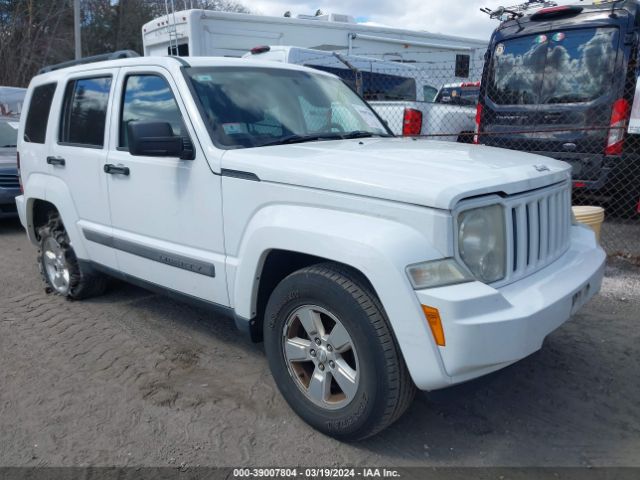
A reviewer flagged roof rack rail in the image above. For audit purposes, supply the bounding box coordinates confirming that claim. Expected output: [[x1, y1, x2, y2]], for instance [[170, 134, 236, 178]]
[[37, 50, 140, 75], [480, 0, 557, 21]]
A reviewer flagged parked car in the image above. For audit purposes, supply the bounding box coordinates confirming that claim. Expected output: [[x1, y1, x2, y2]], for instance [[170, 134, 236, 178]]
[[0, 88, 26, 219], [0, 117, 22, 218], [0, 87, 26, 218], [435, 81, 481, 106], [17, 52, 605, 440], [245, 46, 478, 141], [476, 1, 640, 215]]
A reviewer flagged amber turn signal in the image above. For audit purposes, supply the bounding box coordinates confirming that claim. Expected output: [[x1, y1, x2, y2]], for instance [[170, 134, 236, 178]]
[[422, 305, 445, 347]]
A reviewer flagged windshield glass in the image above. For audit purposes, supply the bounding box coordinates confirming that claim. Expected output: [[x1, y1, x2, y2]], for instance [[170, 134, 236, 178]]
[[0, 119, 19, 147], [488, 27, 619, 105], [185, 67, 390, 149], [0, 87, 25, 117], [436, 86, 479, 106]]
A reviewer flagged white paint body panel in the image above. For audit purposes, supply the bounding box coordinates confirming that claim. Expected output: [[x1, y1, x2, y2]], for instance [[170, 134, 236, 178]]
[[16, 57, 605, 391]]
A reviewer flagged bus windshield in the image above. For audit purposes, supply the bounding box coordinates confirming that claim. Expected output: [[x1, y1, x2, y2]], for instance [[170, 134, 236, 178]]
[[488, 27, 619, 105]]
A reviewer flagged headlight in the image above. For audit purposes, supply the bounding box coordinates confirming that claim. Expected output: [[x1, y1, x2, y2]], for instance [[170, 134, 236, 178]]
[[406, 258, 474, 289], [458, 204, 506, 283]]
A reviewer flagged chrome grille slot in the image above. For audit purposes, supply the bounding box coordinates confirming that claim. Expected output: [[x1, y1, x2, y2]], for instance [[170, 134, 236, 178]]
[[506, 182, 571, 283]]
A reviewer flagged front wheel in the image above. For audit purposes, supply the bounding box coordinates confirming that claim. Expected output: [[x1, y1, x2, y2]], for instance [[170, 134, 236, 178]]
[[264, 263, 415, 440]]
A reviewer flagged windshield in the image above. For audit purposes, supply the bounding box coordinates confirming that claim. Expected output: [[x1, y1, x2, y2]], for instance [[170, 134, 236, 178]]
[[436, 86, 479, 106], [0, 119, 19, 147], [488, 27, 619, 105], [0, 87, 25, 117], [185, 67, 390, 149]]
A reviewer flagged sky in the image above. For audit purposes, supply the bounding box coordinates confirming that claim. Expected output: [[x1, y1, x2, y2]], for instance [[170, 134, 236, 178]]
[[248, 0, 580, 42]]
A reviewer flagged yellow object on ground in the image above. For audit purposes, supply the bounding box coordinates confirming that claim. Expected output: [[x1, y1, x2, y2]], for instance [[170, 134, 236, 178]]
[[572, 206, 605, 243]]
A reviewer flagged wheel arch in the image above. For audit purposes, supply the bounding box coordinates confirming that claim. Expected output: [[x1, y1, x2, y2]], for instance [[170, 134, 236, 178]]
[[249, 249, 377, 342], [23, 175, 86, 258]]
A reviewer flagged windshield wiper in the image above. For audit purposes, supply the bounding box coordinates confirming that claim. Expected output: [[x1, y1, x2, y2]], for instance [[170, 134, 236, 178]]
[[338, 131, 392, 140], [258, 134, 343, 147], [1, 144, 16, 148], [258, 131, 391, 147]]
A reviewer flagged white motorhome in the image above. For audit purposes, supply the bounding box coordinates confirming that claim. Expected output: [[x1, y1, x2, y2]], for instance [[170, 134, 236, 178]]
[[142, 9, 488, 80]]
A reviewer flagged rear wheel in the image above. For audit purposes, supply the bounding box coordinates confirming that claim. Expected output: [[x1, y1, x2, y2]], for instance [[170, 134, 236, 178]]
[[264, 262, 415, 440], [37, 212, 107, 299]]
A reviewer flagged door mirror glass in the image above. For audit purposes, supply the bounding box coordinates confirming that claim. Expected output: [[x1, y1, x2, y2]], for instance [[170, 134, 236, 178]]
[[127, 121, 194, 159]]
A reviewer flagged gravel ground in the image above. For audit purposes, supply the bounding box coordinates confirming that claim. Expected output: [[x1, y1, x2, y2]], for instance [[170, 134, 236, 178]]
[[0, 218, 639, 467]]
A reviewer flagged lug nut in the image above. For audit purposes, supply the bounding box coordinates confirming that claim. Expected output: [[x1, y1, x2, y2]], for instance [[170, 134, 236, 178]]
[[318, 363, 325, 371], [327, 345, 333, 352], [314, 338, 321, 346], [310, 349, 316, 357], [329, 361, 335, 369]]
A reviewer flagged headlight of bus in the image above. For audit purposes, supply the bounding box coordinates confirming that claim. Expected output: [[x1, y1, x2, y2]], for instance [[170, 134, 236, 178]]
[[458, 204, 506, 283]]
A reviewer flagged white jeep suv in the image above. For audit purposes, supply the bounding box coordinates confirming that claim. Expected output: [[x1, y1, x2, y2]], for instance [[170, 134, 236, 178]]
[[16, 53, 606, 440]]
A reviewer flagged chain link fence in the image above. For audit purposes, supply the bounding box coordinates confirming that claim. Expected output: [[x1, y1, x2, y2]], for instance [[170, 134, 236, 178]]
[[295, 48, 640, 261]]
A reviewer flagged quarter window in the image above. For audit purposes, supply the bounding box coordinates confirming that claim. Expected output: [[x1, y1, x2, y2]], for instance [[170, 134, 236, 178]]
[[120, 75, 185, 149], [24, 83, 57, 144], [59, 77, 111, 147]]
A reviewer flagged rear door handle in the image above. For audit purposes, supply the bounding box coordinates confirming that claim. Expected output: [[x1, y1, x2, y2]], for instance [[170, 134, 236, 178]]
[[46, 156, 66, 166], [104, 164, 130, 176]]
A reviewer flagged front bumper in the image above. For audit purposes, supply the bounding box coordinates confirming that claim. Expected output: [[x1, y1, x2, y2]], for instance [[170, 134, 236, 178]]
[[414, 224, 605, 387]]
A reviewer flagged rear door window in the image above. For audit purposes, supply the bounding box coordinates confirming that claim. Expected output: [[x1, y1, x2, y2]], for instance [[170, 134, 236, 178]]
[[24, 83, 57, 144], [488, 27, 619, 105], [59, 76, 111, 147]]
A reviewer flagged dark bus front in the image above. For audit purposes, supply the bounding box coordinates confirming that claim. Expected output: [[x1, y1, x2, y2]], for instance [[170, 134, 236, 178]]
[[476, 2, 640, 215]]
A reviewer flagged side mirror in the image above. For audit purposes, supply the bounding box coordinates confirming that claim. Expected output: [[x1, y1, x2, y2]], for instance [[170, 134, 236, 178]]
[[127, 121, 194, 160]]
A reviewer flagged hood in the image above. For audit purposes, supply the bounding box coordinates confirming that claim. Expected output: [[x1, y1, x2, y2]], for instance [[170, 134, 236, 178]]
[[222, 137, 571, 210]]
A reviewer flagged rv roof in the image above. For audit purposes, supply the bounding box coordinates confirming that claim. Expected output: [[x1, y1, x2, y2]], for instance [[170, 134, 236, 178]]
[[142, 9, 488, 47]]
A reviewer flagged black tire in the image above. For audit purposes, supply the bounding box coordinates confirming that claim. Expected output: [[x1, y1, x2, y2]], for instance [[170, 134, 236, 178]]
[[37, 211, 107, 300], [264, 262, 416, 440]]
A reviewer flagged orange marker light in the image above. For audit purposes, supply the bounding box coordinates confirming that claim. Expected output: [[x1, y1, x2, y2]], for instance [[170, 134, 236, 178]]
[[422, 305, 445, 347]]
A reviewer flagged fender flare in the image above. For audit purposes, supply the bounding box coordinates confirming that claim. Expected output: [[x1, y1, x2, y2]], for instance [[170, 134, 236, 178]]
[[24, 174, 87, 258]]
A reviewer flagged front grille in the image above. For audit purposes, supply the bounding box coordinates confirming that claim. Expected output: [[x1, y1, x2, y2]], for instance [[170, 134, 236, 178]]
[[505, 182, 571, 284], [0, 173, 20, 189]]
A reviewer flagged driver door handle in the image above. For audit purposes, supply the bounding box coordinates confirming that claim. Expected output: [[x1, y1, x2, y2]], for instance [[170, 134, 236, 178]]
[[104, 164, 130, 176], [46, 156, 66, 166]]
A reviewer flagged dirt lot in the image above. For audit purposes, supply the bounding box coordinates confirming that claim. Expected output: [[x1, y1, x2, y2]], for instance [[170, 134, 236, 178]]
[[0, 218, 639, 467]]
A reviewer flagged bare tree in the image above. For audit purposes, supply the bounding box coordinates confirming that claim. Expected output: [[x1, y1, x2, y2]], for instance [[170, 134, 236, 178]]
[[0, 0, 250, 87]]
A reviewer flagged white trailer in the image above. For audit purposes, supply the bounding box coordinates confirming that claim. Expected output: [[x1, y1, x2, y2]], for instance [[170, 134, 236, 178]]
[[142, 9, 488, 79]]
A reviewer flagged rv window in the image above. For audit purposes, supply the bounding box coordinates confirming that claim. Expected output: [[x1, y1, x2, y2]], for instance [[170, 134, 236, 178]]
[[304, 65, 417, 102], [168, 44, 189, 56], [488, 27, 619, 105], [455, 55, 470, 78]]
